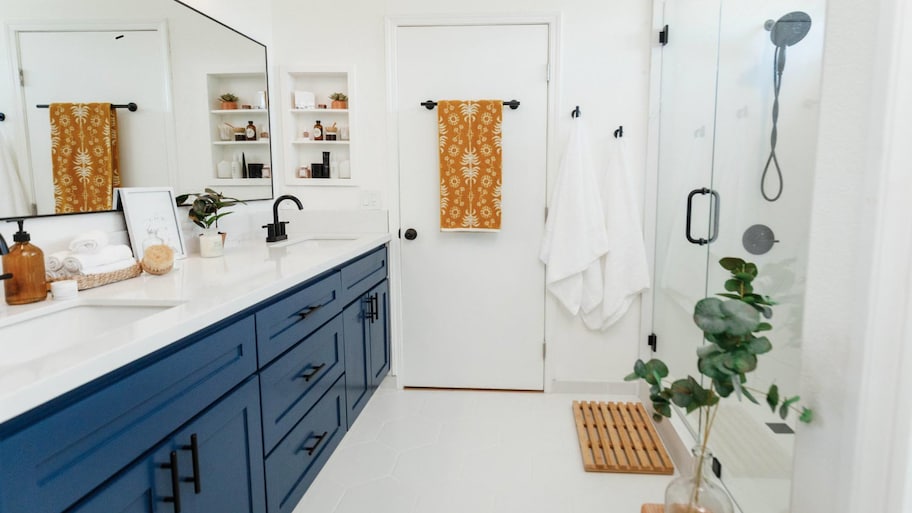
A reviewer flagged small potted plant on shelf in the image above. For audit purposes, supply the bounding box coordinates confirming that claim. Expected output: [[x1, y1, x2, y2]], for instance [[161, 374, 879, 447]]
[[218, 93, 239, 110], [626, 257, 813, 513], [330, 92, 348, 109], [176, 188, 246, 258]]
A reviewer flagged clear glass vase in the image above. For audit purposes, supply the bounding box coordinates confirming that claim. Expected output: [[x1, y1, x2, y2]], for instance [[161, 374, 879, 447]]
[[665, 446, 734, 513]]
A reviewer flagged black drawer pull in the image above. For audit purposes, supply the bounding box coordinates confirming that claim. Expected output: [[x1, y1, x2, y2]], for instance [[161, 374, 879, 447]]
[[181, 434, 202, 494], [302, 431, 329, 456], [299, 363, 326, 382], [370, 293, 379, 322], [297, 304, 322, 319], [162, 451, 182, 512]]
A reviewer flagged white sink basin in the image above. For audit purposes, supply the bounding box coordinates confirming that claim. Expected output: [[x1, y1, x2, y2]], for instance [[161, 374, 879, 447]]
[[0, 299, 183, 366], [268, 234, 360, 251]]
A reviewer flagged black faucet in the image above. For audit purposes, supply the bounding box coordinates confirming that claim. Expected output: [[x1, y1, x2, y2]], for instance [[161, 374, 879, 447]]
[[0, 233, 10, 282], [263, 195, 304, 242]]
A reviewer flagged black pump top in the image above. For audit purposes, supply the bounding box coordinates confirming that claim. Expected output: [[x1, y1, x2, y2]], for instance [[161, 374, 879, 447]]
[[12, 219, 30, 243]]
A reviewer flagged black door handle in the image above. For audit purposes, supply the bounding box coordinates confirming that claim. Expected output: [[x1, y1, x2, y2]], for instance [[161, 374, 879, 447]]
[[299, 363, 326, 382], [181, 434, 202, 494], [685, 188, 721, 245], [162, 451, 182, 512], [403, 228, 417, 240]]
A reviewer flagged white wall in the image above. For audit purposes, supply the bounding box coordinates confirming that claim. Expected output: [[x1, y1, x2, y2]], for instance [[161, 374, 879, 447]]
[[792, 0, 912, 509]]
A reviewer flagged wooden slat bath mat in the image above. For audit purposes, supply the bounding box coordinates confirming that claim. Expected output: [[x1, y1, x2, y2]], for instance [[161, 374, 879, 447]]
[[572, 401, 674, 474]]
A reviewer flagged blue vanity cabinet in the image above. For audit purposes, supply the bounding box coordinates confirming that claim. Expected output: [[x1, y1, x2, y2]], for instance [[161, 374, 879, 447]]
[[340, 247, 390, 428], [0, 315, 258, 513], [68, 377, 265, 513]]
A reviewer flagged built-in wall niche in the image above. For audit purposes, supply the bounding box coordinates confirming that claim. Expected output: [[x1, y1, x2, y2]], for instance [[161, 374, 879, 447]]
[[206, 72, 271, 191], [281, 68, 355, 186]]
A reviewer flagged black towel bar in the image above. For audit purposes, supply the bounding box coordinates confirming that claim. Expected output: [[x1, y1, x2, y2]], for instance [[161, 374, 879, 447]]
[[36, 102, 138, 112], [421, 100, 520, 110]]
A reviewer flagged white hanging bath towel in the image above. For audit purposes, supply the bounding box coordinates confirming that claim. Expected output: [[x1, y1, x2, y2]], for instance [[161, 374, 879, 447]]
[[0, 129, 30, 218], [540, 120, 610, 315], [581, 137, 651, 330]]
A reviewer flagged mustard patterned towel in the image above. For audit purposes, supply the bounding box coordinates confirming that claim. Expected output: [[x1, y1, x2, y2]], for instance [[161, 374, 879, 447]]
[[50, 103, 120, 213], [438, 100, 503, 231]]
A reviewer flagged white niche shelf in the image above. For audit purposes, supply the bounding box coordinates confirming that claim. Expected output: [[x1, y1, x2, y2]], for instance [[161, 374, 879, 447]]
[[280, 67, 356, 186]]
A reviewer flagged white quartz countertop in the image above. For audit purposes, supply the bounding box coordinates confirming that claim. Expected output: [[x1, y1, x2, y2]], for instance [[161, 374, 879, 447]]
[[0, 233, 391, 424]]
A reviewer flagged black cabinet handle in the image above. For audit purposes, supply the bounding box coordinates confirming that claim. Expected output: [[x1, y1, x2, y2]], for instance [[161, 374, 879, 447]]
[[299, 363, 326, 382], [364, 294, 376, 323], [370, 294, 379, 322], [162, 451, 182, 513], [181, 434, 202, 494], [685, 188, 721, 245], [298, 304, 322, 319], [302, 431, 329, 456]]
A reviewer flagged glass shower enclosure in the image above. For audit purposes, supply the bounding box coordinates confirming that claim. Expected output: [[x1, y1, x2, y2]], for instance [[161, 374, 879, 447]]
[[650, 1, 825, 512]]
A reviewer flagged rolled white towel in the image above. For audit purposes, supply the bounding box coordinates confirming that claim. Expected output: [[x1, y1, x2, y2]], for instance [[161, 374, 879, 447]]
[[69, 230, 110, 253], [46, 250, 70, 272], [80, 258, 137, 276], [63, 245, 134, 273]]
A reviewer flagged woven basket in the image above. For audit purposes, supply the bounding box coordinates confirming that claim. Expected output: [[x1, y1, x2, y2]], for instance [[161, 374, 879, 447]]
[[53, 262, 143, 291]]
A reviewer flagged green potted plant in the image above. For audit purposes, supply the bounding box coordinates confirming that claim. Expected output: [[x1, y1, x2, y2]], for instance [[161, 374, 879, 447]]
[[625, 257, 813, 513], [218, 93, 239, 110], [176, 188, 245, 257], [329, 92, 348, 109]]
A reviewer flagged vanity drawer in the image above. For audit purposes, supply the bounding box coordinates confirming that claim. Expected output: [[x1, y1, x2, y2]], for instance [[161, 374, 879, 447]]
[[0, 315, 257, 513], [340, 245, 388, 305], [256, 271, 343, 366], [264, 378, 346, 513], [260, 315, 345, 452]]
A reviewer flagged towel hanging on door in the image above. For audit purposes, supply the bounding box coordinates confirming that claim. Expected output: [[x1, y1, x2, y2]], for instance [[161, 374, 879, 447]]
[[49, 103, 121, 213], [438, 100, 503, 231]]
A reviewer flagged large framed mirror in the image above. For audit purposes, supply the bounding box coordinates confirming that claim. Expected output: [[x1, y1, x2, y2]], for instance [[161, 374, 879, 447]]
[[0, 0, 273, 219]]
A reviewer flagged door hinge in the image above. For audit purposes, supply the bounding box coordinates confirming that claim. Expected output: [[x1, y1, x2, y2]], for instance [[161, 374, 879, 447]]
[[546, 64, 551, 83], [544, 206, 549, 220], [398, 228, 401, 239], [647, 333, 658, 352], [543, 342, 547, 359], [18, 68, 24, 87], [659, 24, 670, 46], [712, 456, 722, 479]]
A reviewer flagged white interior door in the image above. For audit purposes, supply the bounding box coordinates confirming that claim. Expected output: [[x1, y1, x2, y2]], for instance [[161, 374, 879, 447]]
[[396, 24, 549, 390]]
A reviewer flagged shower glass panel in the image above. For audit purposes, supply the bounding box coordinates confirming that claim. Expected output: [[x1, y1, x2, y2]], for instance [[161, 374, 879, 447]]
[[652, 1, 825, 512]]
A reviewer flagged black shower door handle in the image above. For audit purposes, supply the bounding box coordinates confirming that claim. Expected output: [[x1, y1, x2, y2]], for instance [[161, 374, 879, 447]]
[[685, 188, 721, 246]]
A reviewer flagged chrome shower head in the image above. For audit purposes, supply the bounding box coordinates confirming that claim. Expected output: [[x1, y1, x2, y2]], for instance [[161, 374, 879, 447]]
[[765, 11, 812, 47]]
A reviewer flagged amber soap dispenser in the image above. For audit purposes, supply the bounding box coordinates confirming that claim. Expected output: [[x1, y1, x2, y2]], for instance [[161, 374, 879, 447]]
[[3, 220, 47, 305]]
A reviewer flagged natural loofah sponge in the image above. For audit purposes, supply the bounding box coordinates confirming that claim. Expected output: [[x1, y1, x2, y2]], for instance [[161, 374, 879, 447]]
[[141, 245, 175, 275]]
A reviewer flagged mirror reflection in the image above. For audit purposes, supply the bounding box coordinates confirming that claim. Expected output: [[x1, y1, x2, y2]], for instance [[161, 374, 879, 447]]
[[0, 0, 273, 219]]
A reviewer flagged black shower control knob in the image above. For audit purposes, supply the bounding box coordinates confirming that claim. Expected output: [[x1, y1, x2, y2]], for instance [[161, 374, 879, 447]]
[[403, 228, 418, 240]]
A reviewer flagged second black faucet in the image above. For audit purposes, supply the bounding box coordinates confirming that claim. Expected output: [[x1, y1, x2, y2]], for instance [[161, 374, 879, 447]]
[[263, 194, 304, 242]]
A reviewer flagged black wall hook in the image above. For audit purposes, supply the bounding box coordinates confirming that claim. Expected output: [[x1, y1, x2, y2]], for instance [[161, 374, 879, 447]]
[[571, 106, 581, 118], [0, 112, 5, 122], [614, 126, 624, 138]]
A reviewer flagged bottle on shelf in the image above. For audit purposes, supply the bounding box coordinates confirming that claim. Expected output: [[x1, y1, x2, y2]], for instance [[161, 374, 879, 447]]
[[231, 155, 242, 178], [245, 121, 257, 141], [313, 120, 324, 141]]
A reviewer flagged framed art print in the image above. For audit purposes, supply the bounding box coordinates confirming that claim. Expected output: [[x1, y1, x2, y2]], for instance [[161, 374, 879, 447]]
[[118, 187, 187, 259]]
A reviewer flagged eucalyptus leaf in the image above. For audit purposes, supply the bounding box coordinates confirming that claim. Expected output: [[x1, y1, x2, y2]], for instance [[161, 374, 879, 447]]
[[734, 272, 755, 283], [780, 396, 801, 419], [748, 336, 773, 354], [745, 263, 758, 277], [694, 297, 763, 336], [719, 257, 745, 270], [756, 322, 773, 332], [725, 279, 742, 292], [800, 407, 814, 423], [767, 384, 780, 412]]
